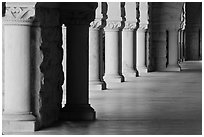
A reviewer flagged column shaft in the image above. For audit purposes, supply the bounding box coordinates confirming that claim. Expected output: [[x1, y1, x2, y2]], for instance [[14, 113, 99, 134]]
[[61, 24, 96, 120], [122, 30, 137, 79], [89, 28, 106, 90], [3, 21, 36, 133], [103, 30, 124, 83], [136, 28, 147, 74], [166, 29, 181, 71]]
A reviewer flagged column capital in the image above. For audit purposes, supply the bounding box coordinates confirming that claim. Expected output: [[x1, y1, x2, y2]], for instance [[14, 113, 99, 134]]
[[3, 2, 36, 25], [60, 3, 97, 26], [89, 19, 103, 30], [167, 24, 180, 31], [123, 22, 137, 31], [104, 21, 123, 31], [138, 23, 148, 31]]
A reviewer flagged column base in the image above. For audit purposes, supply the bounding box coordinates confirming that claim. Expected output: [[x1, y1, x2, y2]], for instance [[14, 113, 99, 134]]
[[60, 104, 96, 121], [103, 74, 124, 83], [89, 81, 106, 90], [2, 114, 36, 133], [137, 66, 148, 74], [166, 64, 181, 71], [122, 72, 137, 81]]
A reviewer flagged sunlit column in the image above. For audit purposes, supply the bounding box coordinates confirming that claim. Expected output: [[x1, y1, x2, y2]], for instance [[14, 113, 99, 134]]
[[89, 2, 106, 90], [103, 2, 124, 83], [2, 2, 36, 132]]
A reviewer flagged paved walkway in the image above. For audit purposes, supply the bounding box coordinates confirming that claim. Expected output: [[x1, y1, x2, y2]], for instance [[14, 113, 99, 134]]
[[7, 61, 202, 135]]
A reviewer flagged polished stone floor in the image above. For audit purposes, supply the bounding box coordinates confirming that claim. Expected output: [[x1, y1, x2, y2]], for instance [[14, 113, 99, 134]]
[[7, 61, 202, 135]]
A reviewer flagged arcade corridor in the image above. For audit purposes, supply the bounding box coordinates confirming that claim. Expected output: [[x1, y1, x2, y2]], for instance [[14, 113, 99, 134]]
[[6, 61, 202, 135], [2, 2, 202, 135]]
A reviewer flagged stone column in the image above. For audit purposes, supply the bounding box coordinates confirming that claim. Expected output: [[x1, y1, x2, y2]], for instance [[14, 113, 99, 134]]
[[122, 2, 138, 80], [137, 24, 148, 73], [89, 2, 106, 90], [2, 2, 36, 132], [35, 3, 64, 127], [166, 28, 181, 71], [60, 3, 97, 120], [103, 2, 124, 83], [136, 2, 148, 74]]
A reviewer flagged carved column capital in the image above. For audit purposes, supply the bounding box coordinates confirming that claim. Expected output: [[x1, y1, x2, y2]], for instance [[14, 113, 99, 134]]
[[89, 19, 103, 30], [123, 22, 137, 31], [104, 21, 123, 31], [3, 3, 36, 25], [138, 23, 148, 31]]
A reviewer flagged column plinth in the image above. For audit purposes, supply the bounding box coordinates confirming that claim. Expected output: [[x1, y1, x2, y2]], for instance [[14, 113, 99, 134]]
[[61, 104, 95, 121]]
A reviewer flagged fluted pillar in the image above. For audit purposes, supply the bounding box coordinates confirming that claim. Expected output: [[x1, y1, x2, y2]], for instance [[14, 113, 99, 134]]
[[89, 2, 106, 90], [122, 2, 138, 80], [103, 2, 124, 83], [60, 3, 97, 120], [166, 28, 181, 71], [2, 2, 36, 132]]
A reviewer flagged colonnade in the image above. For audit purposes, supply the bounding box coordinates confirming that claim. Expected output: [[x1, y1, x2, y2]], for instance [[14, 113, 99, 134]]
[[3, 2, 200, 133], [89, 2, 149, 89]]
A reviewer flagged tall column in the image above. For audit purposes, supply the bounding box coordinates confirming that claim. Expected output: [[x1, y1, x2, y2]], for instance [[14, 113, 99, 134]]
[[103, 2, 124, 83], [136, 2, 148, 74], [166, 28, 181, 71], [89, 2, 106, 90], [60, 3, 97, 120], [122, 2, 138, 80], [137, 25, 148, 74], [2, 2, 36, 132]]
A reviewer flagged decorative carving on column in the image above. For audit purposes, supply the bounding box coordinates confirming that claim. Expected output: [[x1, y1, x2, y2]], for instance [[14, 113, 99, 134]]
[[90, 20, 103, 30], [3, 3, 35, 24], [105, 21, 123, 31], [123, 22, 137, 31], [138, 23, 148, 30]]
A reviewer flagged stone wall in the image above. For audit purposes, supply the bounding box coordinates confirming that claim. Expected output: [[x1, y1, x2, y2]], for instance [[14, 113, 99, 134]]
[[185, 2, 202, 60], [148, 2, 183, 71]]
